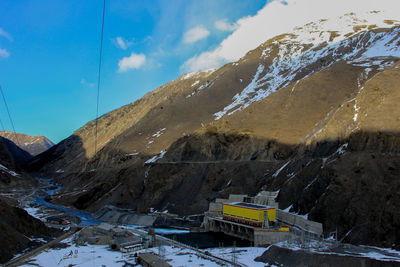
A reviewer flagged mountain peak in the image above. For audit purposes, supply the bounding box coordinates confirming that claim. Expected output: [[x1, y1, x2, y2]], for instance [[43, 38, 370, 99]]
[[212, 12, 400, 120], [0, 131, 54, 156]]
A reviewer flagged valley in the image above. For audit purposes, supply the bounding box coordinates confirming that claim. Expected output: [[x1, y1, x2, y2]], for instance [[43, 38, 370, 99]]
[[1, 5, 400, 267]]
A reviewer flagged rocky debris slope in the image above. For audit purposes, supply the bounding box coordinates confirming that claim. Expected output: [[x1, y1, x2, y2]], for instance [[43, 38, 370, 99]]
[[0, 130, 54, 157], [28, 12, 400, 248]]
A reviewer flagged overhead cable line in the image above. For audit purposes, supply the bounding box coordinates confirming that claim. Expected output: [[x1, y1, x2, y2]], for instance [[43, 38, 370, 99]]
[[0, 116, 5, 131], [94, 0, 106, 155], [0, 84, 20, 146]]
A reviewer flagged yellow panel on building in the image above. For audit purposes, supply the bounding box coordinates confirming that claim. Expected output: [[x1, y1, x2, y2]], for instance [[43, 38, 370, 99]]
[[223, 202, 276, 226], [267, 208, 276, 221]]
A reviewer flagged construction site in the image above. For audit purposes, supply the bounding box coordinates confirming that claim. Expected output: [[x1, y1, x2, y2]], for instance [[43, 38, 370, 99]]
[[201, 191, 323, 246]]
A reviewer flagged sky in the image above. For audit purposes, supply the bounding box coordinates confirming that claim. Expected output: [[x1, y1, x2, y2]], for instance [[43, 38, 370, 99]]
[[0, 0, 266, 143], [0, 0, 399, 144]]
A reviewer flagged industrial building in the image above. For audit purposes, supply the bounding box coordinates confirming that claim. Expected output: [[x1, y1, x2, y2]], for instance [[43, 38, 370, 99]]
[[223, 202, 276, 227], [137, 252, 172, 267], [202, 191, 323, 246]]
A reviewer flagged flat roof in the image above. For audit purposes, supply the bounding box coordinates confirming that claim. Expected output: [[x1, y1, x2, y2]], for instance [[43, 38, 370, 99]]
[[139, 252, 172, 267], [225, 202, 274, 209]]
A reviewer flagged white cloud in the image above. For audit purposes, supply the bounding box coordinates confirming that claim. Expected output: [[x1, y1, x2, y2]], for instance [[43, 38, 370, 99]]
[[80, 78, 95, 87], [0, 48, 10, 58], [183, 26, 210, 44], [182, 0, 400, 72], [0, 28, 12, 41], [115, 36, 132, 50], [215, 19, 238, 31], [118, 52, 146, 72]]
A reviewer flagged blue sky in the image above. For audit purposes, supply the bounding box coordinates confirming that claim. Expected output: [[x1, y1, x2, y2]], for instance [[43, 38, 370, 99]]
[[0, 0, 266, 143]]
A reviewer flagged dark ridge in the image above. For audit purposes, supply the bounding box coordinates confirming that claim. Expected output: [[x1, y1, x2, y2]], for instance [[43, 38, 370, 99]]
[[0, 136, 32, 167]]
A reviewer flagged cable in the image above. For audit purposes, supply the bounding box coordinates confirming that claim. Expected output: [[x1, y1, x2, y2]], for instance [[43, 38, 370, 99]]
[[0, 116, 5, 131], [0, 84, 20, 146], [94, 0, 106, 155]]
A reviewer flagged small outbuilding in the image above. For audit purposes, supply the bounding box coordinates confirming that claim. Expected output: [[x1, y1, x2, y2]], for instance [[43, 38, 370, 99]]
[[46, 216, 69, 225], [137, 252, 172, 267]]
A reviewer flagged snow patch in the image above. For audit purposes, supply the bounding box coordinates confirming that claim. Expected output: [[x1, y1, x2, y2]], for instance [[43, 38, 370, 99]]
[[213, 17, 400, 120], [152, 128, 166, 138], [24, 206, 43, 220], [181, 68, 216, 80], [0, 164, 19, 177], [336, 143, 348, 155], [214, 64, 265, 119], [186, 76, 219, 98], [145, 150, 167, 164], [125, 152, 139, 156], [272, 161, 290, 177], [283, 205, 293, 212]]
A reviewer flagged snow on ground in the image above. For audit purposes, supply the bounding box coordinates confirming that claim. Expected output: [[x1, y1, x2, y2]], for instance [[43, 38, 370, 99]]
[[275, 240, 400, 262], [335, 143, 348, 155], [152, 128, 166, 138], [21, 232, 267, 267], [138, 245, 267, 267], [21, 237, 134, 267], [208, 247, 267, 267], [186, 77, 218, 98], [24, 206, 44, 220], [213, 13, 400, 120], [0, 163, 19, 176], [145, 150, 167, 164], [181, 68, 216, 80], [142, 246, 223, 267], [272, 161, 290, 177], [19, 230, 400, 266], [125, 152, 139, 156]]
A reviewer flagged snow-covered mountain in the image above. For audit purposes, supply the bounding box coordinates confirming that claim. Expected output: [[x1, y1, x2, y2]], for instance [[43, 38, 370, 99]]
[[215, 12, 400, 119], [28, 12, 400, 248]]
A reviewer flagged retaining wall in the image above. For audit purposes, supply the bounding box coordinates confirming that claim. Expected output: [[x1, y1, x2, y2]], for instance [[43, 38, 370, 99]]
[[254, 230, 296, 246], [276, 210, 323, 236]]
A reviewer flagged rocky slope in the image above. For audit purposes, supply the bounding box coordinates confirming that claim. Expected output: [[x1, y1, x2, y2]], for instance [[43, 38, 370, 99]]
[[0, 131, 54, 157], [28, 12, 400, 248], [0, 197, 57, 263], [0, 137, 36, 189]]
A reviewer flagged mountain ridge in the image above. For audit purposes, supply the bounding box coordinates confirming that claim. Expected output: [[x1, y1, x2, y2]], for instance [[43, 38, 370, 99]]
[[0, 131, 54, 157], [27, 13, 400, 248]]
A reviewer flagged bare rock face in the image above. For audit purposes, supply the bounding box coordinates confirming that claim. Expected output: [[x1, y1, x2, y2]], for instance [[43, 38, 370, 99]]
[[0, 131, 54, 157], [28, 14, 400, 248]]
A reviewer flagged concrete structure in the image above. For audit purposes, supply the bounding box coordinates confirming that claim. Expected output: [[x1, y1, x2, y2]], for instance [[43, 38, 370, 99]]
[[202, 191, 324, 246], [77, 223, 155, 252], [248, 191, 279, 208], [203, 216, 297, 246], [111, 235, 141, 251], [276, 210, 323, 237], [93, 205, 157, 226], [137, 252, 172, 267], [208, 192, 280, 217]]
